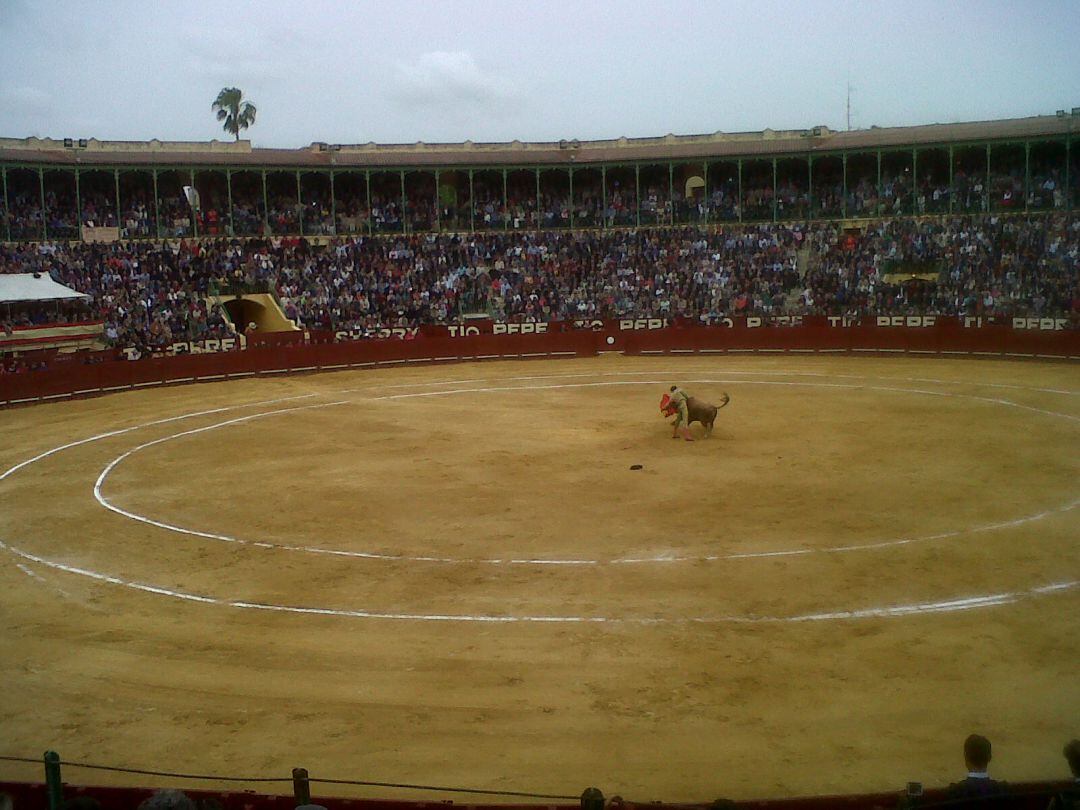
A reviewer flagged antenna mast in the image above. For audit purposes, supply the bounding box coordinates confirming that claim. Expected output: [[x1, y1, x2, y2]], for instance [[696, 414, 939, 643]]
[[846, 81, 852, 131]]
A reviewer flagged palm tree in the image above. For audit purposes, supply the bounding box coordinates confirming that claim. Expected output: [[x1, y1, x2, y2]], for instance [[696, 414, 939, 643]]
[[212, 87, 257, 141]]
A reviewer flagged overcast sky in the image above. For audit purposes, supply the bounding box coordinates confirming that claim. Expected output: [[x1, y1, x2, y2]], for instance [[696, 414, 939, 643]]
[[2, 0, 1079, 148]]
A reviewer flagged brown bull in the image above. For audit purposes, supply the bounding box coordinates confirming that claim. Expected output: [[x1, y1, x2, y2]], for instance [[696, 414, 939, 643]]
[[661, 392, 731, 438]]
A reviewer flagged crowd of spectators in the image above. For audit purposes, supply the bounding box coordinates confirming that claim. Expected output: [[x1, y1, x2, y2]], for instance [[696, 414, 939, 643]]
[[45, 189, 79, 239], [0, 240, 234, 354], [0, 213, 1076, 352], [120, 191, 155, 238], [81, 192, 119, 229], [803, 214, 1078, 319], [6, 192, 44, 240]]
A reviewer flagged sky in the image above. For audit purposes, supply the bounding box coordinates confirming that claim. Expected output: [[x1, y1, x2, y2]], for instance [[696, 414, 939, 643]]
[[1, 0, 1079, 148]]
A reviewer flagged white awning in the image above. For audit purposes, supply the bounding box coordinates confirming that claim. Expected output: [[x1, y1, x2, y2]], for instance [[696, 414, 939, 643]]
[[0, 273, 89, 303]]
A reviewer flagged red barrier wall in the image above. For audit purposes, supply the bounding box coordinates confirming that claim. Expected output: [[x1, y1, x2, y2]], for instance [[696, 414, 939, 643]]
[[1, 324, 1076, 408], [618, 322, 1078, 359], [0, 331, 599, 407]]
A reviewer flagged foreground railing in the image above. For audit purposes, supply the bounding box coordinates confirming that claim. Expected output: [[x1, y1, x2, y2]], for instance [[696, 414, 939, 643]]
[[1, 753, 583, 810], [0, 751, 1074, 810]]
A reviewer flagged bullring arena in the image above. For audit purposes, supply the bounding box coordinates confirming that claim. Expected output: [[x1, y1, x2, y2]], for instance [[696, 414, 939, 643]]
[[1, 352, 1077, 801]]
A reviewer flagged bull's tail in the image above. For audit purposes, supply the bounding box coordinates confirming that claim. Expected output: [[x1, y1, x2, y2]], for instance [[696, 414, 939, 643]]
[[718, 392, 731, 409]]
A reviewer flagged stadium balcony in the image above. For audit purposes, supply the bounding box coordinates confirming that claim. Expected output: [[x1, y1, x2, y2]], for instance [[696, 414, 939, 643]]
[[0, 272, 103, 356], [1, 114, 1078, 242]]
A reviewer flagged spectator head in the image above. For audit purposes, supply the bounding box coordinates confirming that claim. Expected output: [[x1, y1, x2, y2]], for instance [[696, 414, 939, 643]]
[[580, 787, 605, 810], [606, 796, 625, 810], [1065, 739, 1080, 779], [137, 790, 196, 810], [964, 734, 993, 772]]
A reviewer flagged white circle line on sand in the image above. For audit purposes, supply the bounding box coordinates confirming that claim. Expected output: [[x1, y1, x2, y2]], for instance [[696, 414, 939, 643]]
[[368, 378, 1080, 424], [2, 366, 1077, 624], [0, 537, 1074, 624], [3, 366, 1069, 488], [0, 391, 323, 484], [92, 378, 1079, 565], [337, 368, 1078, 397]]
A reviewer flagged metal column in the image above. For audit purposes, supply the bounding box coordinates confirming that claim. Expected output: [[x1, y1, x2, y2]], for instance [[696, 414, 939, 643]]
[[668, 162, 674, 226], [114, 168, 121, 231], [737, 160, 743, 223], [601, 165, 607, 229], [152, 169, 160, 238], [772, 158, 778, 222], [948, 146, 954, 214], [190, 169, 198, 237], [702, 163, 709, 225], [1067, 137, 1075, 213], [74, 169, 81, 238], [876, 151, 882, 216], [1024, 142, 1031, 211], [226, 169, 234, 236], [261, 169, 269, 236], [434, 170, 441, 232], [635, 164, 640, 227], [911, 148, 917, 215], [1, 167, 9, 242], [568, 167, 574, 230], [841, 154, 847, 218], [329, 171, 336, 235], [365, 170, 372, 234], [297, 170, 304, 235], [39, 167, 47, 241]]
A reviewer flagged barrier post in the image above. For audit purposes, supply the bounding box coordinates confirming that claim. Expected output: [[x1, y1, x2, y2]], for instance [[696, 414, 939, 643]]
[[43, 750, 63, 810], [292, 767, 311, 806]]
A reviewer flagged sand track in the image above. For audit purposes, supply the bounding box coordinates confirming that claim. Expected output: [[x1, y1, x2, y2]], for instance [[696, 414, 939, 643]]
[[0, 356, 1077, 801]]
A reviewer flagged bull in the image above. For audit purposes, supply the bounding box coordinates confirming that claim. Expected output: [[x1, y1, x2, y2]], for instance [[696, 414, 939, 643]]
[[660, 391, 730, 439]]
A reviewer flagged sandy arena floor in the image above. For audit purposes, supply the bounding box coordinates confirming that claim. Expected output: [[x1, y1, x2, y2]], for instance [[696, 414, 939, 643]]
[[0, 355, 1077, 802]]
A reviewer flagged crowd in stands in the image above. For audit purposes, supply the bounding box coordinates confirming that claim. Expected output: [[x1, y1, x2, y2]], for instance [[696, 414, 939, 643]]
[[0, 213, 1076, 353], [803, 214, 1078, 319], [0, 240, 234, 354], [119, 191, 155, 238], [6, 193, 44, 240], [81, 192, 119, 229]]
